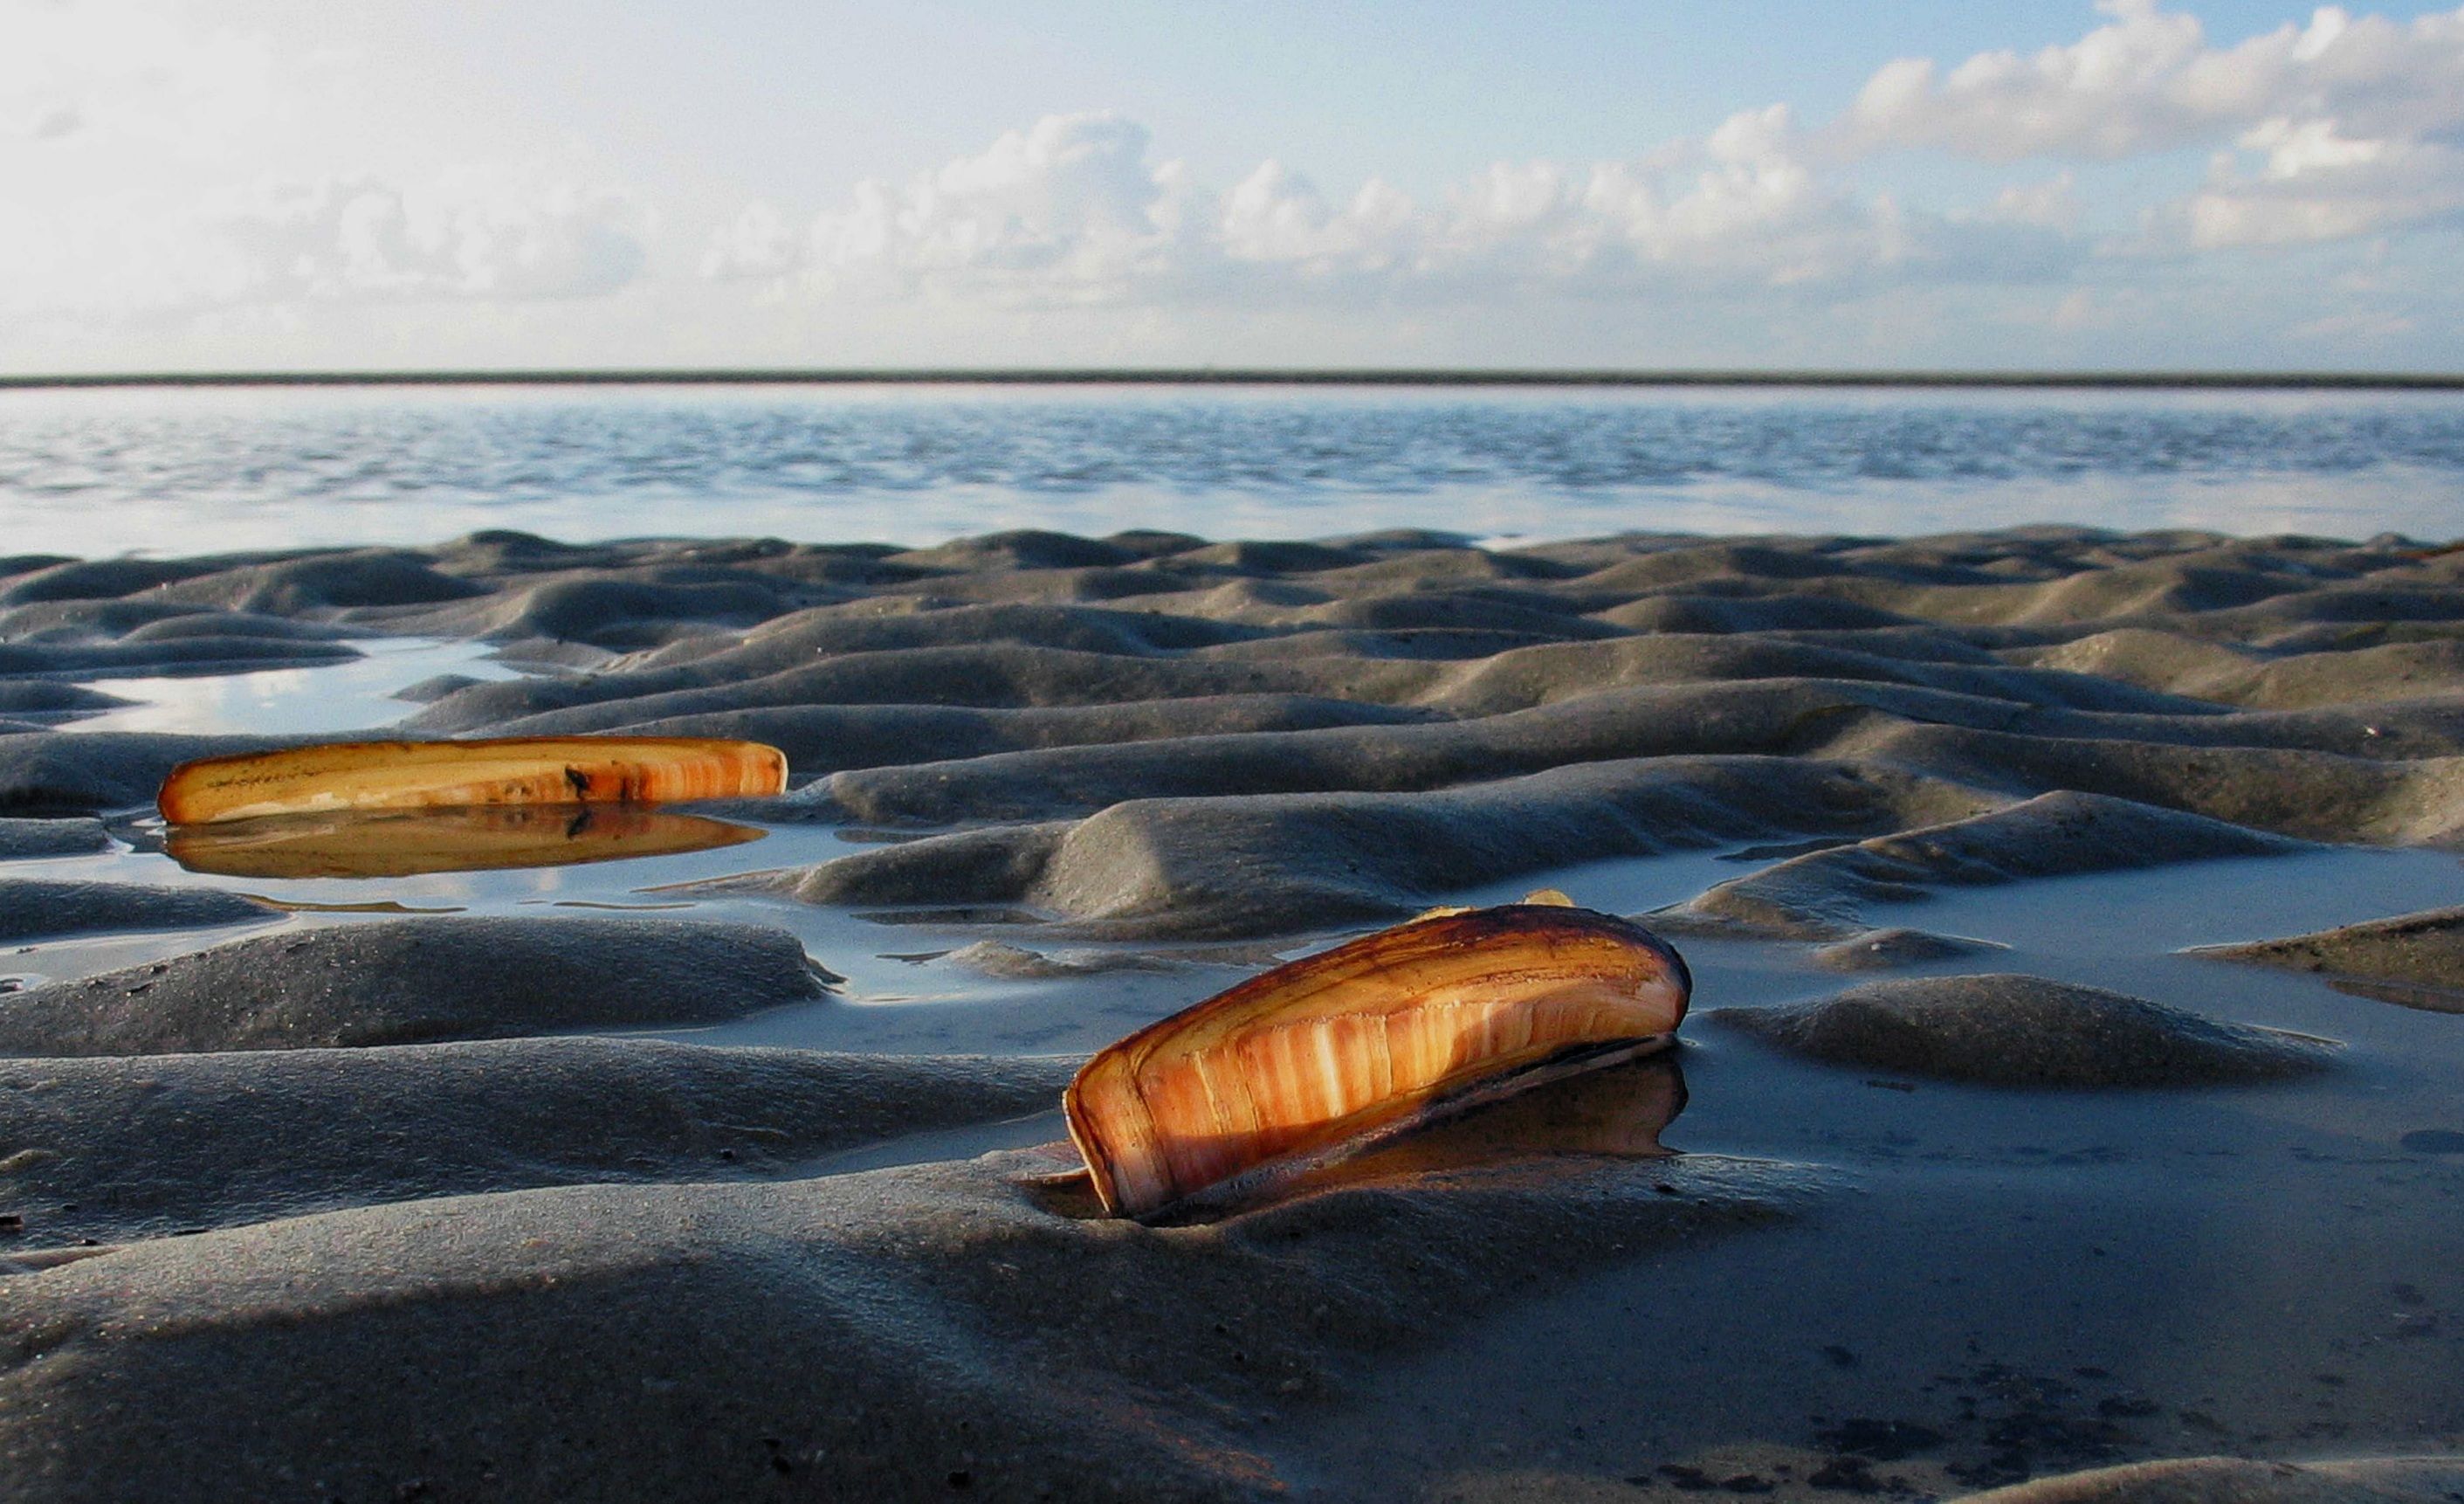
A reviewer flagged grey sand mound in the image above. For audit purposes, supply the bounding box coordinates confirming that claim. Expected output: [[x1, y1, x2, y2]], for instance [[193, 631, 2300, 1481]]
[[0, 915, 836, 1056], [1709, 975, 2339, 1087]]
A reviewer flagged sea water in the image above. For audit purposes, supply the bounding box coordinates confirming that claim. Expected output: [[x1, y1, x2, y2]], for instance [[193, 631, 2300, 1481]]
[[3, 383, 2461, 556]]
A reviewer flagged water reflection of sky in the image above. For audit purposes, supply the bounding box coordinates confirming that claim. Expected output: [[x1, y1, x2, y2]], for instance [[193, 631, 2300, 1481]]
[[66, 638, 527, 735]]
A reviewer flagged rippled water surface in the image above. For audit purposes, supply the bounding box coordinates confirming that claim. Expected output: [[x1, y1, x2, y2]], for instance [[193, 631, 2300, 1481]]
[[3, 384, 2461, 555]]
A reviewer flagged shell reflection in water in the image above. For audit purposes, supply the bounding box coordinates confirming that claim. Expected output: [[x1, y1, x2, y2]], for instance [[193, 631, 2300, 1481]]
[[1031, 1054, 1687, 1225], [164, 804, 767, 880], [1064, 900, 1692, 1221]]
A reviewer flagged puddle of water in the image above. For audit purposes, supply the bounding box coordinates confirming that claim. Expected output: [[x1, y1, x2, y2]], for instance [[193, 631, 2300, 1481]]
[[1863, 847, 2464, 959], [66, 638, 528, 735]]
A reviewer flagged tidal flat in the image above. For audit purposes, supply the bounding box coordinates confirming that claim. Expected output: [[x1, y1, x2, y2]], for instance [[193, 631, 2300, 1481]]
[[2, 525, 2461, 1502]]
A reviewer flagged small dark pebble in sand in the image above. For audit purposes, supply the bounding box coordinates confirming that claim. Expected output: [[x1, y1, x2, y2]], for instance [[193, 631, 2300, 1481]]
[[1639, 1466, 1868, 1496], [1805, 1457, 1890, 1494], [1817, 1419, 1947, 1461], [1950, 1452, 2037, 1488]]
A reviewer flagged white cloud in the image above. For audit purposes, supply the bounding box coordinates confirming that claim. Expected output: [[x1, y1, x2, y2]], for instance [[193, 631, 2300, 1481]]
[[12, 0, 2463, 369], [1985, 172, 2083, 231], [707, 3, 2464, 321], [0, 2, 650, 332], [699, 201, 803, 281], [1835, 1, 2464, 258], [2176, 126, 2464, 245], [1843, 1, 2206, 160], [225, 175, 649, 301], [705, 106, 2076, 311], [705, 114, 1200, 303], [1219, 162, 1415, 270], [1841, 1, 2464, 161], [1, 171, 649, 323]]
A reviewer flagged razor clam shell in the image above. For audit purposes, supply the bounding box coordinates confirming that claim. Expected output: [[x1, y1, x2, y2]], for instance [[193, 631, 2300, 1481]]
[[157, 736, 789, 824], [1063, 904, 1691, 1218]]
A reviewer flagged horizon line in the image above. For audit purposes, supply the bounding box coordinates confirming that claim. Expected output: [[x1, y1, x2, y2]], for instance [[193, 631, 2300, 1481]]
[[3, 367, 2462, 392]]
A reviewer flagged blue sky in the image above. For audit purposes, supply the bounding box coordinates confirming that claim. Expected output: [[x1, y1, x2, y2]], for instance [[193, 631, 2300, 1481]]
[[4, 0, 2461, 372]]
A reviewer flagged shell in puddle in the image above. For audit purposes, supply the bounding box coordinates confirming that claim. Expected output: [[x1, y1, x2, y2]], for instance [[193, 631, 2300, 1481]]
[[1063, 898, 1692, 1219], [157, 736, 788, 825]]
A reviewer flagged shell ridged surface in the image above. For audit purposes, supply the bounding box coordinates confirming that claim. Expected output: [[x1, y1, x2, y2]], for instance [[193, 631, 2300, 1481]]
[[1064, 903, 1691, 1218]]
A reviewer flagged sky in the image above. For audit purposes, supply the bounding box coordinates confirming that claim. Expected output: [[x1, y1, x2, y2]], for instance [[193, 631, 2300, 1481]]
[[3, 0, 2461, 374]]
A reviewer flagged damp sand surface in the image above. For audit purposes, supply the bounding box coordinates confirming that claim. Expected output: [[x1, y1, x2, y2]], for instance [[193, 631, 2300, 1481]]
[[2, 526, 2462, 1501]]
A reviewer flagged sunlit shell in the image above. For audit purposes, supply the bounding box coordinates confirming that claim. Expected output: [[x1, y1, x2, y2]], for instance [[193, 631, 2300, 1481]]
[[1063, 900, 1691, 1219], [156, 736, 788, 825]]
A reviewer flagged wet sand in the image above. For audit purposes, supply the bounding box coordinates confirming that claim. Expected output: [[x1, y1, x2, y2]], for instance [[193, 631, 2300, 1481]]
[[2, 526, 2462, 1501]]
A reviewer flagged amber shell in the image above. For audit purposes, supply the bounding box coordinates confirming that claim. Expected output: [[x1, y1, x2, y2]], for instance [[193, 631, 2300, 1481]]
[[157, 736, 788, 825], [1063, 903, 1691, 1219]]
